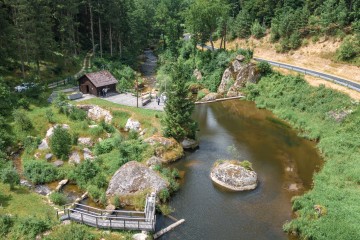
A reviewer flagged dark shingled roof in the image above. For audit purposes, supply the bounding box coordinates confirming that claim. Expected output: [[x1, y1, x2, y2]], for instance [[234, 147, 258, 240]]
[[82, 70, 118, 87]]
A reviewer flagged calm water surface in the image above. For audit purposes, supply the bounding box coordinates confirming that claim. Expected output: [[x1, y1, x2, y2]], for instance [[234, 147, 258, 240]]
[[157, 100, 322, 240]]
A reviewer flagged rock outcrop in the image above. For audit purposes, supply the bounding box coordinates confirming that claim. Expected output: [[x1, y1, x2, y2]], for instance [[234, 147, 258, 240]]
[[106, 161, 168, 197], [200, 92, 219, 102], [144, 135, 183, 163], [78, 137, 93, 147], [125, 118, 141, 132], [69, 151, 81, 164], [78, 105, 113, 123], [210, 160, 258, 191], [146, 156, 163, 167], [217, 55, 260, 97], [181, 138, 199, 150]]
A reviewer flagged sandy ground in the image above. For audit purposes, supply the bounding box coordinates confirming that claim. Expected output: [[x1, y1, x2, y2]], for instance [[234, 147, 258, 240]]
[[212, 36, 360, 100]]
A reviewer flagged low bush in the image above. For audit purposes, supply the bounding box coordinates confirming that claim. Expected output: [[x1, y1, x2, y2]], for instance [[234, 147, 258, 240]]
[[23, 160, 59, 184], [49, 192, 67, 205], [13, 109, 33, 131], [10, 216, 50, 240], [0, 215, 13, 237], [43, 223, 96, 240]]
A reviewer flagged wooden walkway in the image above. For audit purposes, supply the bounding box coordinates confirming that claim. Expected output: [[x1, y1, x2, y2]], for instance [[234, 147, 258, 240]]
[[59, 193, 156, 231]]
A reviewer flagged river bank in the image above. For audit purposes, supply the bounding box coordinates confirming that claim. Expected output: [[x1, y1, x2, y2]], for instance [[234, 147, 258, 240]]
[[246, 73, 360, 239]]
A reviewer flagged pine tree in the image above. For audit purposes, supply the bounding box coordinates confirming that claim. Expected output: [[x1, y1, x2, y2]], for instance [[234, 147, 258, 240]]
[[162, 62, 197, 141]]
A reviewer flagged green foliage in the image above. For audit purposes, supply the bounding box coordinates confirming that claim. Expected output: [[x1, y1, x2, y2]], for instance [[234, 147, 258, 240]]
[[94, 137, 121, 155], [1, 167, 20, 190], [23, 136, 41, 154], [256, 61, 273, 76], [71, 132, 79, 145], [13, 109, 33, 131], [251, 20, 266, 39], [45, 109, 55, 123], [0, 81, 13, 117], [43, 223, 96, 240], [10, 217, 50, 240], [158, 189, 170, 203], [89, 126, 104, 137], [336, 37, 359, 61], [162, 62, 198, 141], [49, 192, 67, 205], [0, 215, 13, 238], [233, 10, 253, 38], [23, 160, 59, 184], [119, 139, 149, 163], [246, 72, 360, 239], [50, 126, 71, 160], [68, 108, 87, 121]]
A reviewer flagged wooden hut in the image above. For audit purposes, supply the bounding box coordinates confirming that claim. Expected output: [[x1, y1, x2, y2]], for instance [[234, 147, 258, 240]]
[[78, 70, 117, 96]]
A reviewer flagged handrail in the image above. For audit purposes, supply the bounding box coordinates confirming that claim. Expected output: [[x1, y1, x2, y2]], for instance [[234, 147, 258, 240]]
[[69, 209, 148, 221], [74, 203, 145, 214]]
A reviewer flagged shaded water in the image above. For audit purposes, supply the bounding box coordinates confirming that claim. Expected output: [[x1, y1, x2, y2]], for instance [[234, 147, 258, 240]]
[[157, 100, 322, 240]]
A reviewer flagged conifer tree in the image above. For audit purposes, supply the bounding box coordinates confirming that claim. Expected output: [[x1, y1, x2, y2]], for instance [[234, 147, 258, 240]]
[[163, 62, 197, 141]]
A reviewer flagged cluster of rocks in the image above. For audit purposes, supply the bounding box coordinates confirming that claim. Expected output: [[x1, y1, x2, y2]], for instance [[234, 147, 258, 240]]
[[199, 55, 261, 102], [327, 109, 353, 122], [210, 160, 258, 191], [125, 118, 141, 132], [78, 104, 113, 123], [217, 55, 260, 97]]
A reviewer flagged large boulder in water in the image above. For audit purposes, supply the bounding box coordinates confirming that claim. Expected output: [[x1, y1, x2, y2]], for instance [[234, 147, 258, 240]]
[[106, 161, 168, 197], [210, 160, 258, 191], [144, 135, 183, 163]]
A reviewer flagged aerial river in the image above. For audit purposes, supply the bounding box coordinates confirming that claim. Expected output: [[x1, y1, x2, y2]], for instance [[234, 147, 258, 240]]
[[157, 100, 322, 240]]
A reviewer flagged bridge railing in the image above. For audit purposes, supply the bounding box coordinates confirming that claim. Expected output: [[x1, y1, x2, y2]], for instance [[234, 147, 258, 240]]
[[64, 208, 155, 231]]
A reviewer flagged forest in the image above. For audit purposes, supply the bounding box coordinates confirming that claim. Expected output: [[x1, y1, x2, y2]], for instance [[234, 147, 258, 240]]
[[0, 0, 359, 85], [0, 0, 360, 239]]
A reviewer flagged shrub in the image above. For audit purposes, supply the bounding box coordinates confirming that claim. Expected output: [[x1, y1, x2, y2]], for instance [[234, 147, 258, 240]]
[[336, 39, 358, 61], [23, 136, 41, 154], [94, 138, 115, 155], [251, 20, 266, 39], [18, 98, 30, 110], [158, 189, 170, 202], [71, 132, 79, 145], [23, 160, 59, 184], [49, 192, 67, 205], [45, 109, 55, 123], [257, 61, 273, 76], [89, 126, 104, 137], [43, 223, 95, 240], [68, 108, 87, 121], [11, 217, 50, 239], [0, 215, 13, 238], [13, 109, 33, 131], [70, 160, 100, 189], [50, 126, 71, 160], [288, 32, 302, 50], [1, 167, 20, 190], [119, 139, 148, 163], [99, 120, 115, 133]]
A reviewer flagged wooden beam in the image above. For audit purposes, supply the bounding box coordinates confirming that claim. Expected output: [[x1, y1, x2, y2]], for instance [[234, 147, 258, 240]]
[[153, 219, 185, 239]]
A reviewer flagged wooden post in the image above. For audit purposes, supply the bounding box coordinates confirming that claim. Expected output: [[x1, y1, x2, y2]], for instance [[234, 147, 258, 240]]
[[110, 218, 112, 230], [81, 213, 84, 224], [96, 217, 98, 228]]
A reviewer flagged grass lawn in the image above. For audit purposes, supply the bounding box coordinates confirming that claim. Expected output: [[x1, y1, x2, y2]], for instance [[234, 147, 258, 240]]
[[0, 183, 56, 220]]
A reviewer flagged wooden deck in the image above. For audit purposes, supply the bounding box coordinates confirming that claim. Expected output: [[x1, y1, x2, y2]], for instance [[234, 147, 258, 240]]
[[59, 193, 156, 231]]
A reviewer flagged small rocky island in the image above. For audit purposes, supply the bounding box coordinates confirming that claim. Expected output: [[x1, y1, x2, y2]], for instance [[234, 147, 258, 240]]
[[210, 160, 258, 191]]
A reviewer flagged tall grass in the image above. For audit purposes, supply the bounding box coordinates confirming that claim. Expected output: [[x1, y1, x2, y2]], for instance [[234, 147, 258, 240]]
[[245, 73, 360, 239]]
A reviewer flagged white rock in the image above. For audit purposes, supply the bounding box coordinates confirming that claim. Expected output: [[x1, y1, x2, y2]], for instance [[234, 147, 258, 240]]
[[78, 137, 93, 147], [210, 161, 258, 191], [69, 151, 81, 164], [38, 139, 49, 150], [125, 118, 141, 132], [83, 148, 94, 160]]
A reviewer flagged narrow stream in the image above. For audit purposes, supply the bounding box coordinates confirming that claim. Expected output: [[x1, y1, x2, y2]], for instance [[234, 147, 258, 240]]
[[157, 100, 322, 240]]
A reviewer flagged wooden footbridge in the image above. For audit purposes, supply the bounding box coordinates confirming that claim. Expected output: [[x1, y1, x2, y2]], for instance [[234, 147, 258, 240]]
[[58, 193, 156, 231]]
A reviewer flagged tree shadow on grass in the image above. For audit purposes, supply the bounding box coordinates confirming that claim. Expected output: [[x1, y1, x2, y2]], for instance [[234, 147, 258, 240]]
[[0, 193, 12, 208]]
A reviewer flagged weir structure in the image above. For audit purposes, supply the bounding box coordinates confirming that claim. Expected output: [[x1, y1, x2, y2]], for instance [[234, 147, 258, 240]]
[[58, 192, 156, 231]]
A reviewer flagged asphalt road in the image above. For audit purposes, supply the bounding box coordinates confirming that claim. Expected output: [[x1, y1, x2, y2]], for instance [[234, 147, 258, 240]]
[[254, 58, 360, 92]]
